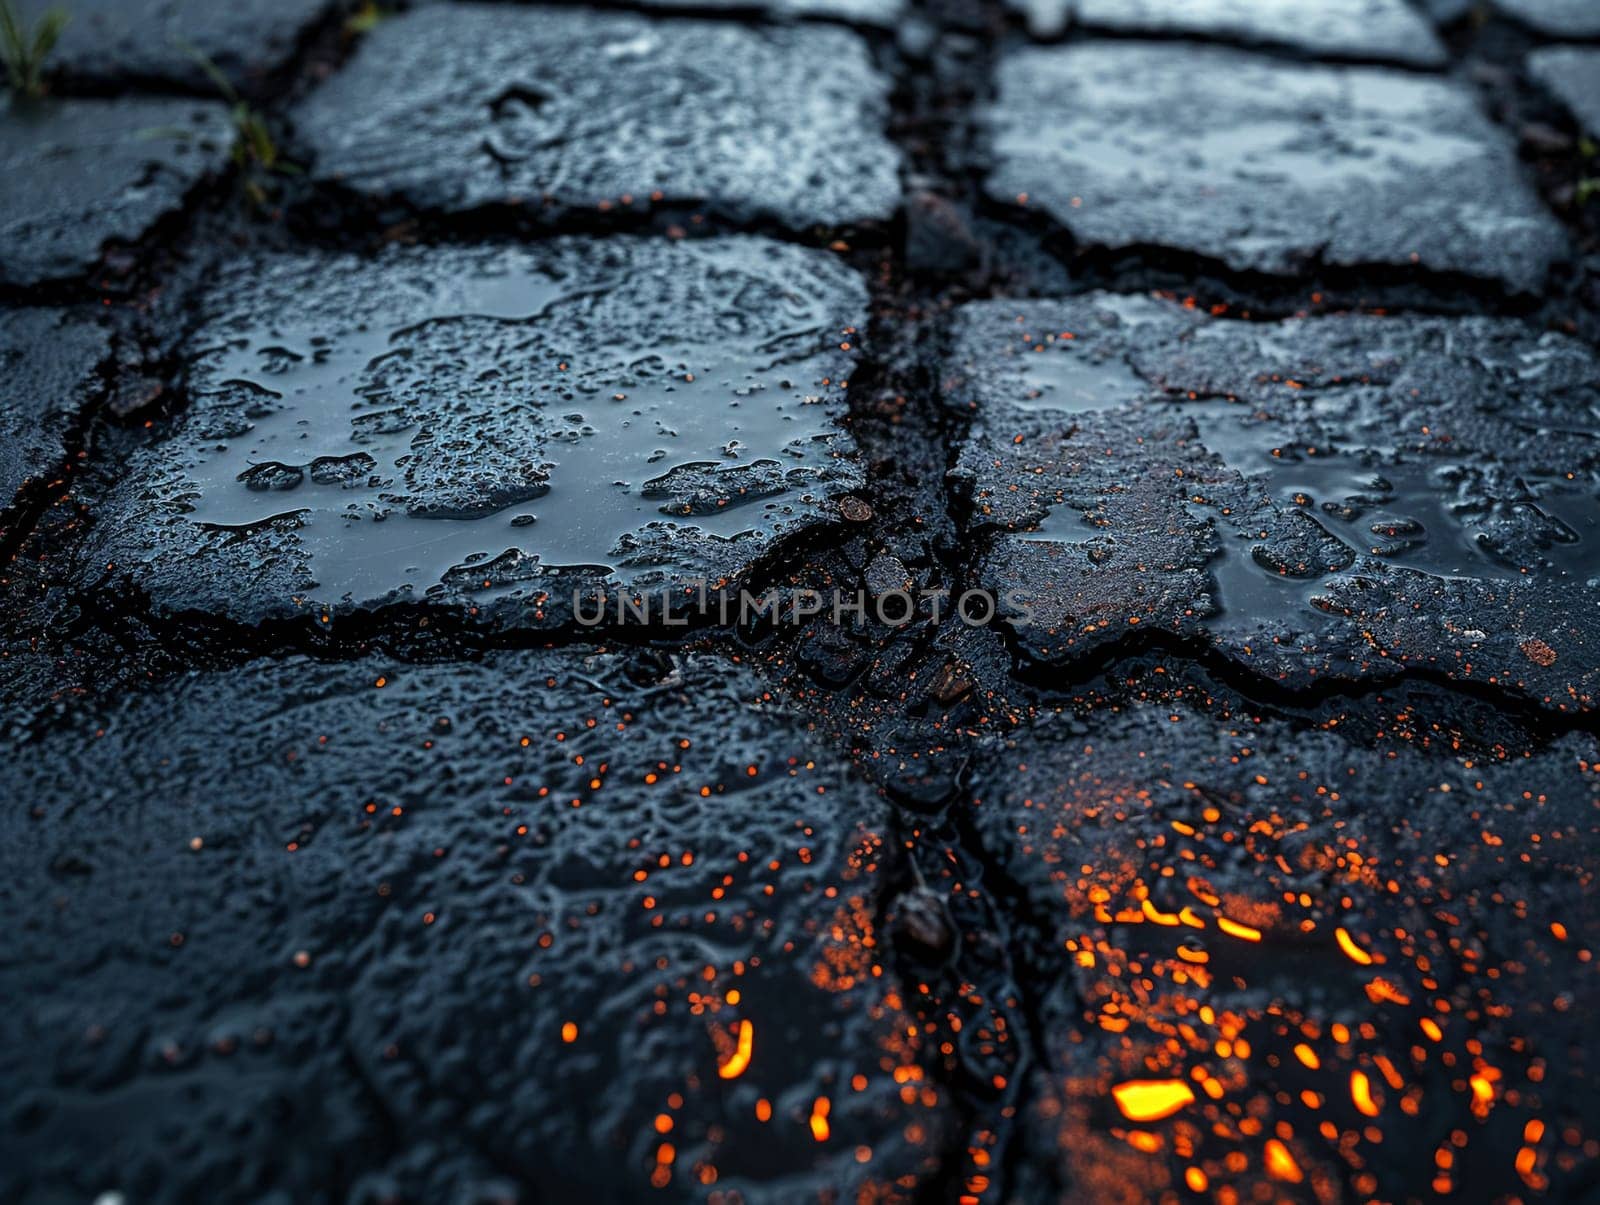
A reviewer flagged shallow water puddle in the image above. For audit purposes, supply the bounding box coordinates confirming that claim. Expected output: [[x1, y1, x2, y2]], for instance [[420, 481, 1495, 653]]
[[181, 267, 842, 601], [1001, 339, 1149, 413], [1183, 399, 1600, 619]]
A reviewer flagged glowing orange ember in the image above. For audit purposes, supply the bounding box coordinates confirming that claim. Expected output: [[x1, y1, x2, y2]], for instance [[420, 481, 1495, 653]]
[[1216, 916, 1262, 942], [718, 1019, 753, 1079], [1350, 1070, 1380, 1117], [809, 1096, 831, 1141], [1335, 926, 1374, 965], [1264, 1139, 1303, 1183], [1111, 1078, 1195, 1122]]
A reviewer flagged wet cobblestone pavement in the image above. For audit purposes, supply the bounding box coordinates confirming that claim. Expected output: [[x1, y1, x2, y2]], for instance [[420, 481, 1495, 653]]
[[2, 1, 1599, 1202]]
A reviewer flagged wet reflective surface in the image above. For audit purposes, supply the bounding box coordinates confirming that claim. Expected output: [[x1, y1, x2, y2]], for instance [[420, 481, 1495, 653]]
[[0, 653, 944, 1200], [952, 296, 1600, 707], [87, 237, 865, 621], [986, 42, 1567, 292], [292, 4, 902, 230], [4, 1, 1599, 1202]]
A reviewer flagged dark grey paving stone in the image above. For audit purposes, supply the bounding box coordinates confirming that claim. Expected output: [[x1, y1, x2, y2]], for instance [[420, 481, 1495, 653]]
[[0, 650, 947, 1202], [293, 4, 901, 230], [548, 0, 905, 27], [14, 0, 334, 91], [947, 296, 1600, 711], [81, 236, 867, 626], [0, 309, 109, 506], [1530, 45, 1600, 138], [984, 43, 1568, 293], [1496, 0, 1600, 37], [0, 96, 232, 287], [957, 694, 1598, 1200], [1011, 0, 1446, 65]]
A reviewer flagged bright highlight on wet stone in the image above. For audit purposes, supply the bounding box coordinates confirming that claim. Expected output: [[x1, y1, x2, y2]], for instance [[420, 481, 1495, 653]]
[[985, 43, 1568, 292], [1012, 0, 1446, 66], [292, 4, 902, 231]]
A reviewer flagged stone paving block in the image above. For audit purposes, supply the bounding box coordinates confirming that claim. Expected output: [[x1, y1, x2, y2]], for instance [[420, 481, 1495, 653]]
[[1010, 0, 1446, 66], [1496, 0, 1600, 37], [958, 693, 1599, 1200], [597, 0, 905, 27], [1530, 45, 1600, 139], [81, 236, 867, 625], [13, 0, 335, 91], [293, 4, 902, 230], [985, 43, 1568, 293], [946, 296, 1600, 711], [0, 96, 233, 287], [0, 651, 946, 1201], [0, 308, 109, 506]]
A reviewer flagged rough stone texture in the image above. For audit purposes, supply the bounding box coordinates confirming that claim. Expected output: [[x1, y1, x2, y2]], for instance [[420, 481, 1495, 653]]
[[1496, 0, 1600, 37], [293, 4, 901, 230], [0, 309, 109, 506], [984, 43, 1568, 293], [1010, 0, 1446, 66], [0, 96, 233, 287], [954, 693, 1599, 1201], [1530, 46, 1600, 139], [947, 296, 1600, 710], [581, 0, 904, 27], [14, 0, 334, 91], [0, 651, 945, 1202], [81, 236, 867, 625]]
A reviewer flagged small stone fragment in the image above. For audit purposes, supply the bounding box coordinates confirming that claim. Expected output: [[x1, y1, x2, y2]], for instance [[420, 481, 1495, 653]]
[[840, 496, 875, 524], [891, 888, 954, 959], [905, 191, 980, 275]]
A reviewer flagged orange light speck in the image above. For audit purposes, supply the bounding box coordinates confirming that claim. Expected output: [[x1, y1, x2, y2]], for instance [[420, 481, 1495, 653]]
[[1111, 1079, 1195, 1122], [1264, 1139, 1303, 1183], [809, 1096, 831, 1142], [1335, 926, 1374, 965], [1351, 1070, 1380, 1117], [718, 1019, 753, 1079], [1217, 916, 1262, 942]]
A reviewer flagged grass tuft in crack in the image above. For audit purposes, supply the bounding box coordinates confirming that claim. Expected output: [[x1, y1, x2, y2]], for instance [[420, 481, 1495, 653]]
[[345, 0, 388, 36], [0, 0, 67, 99], [179, 39, 300, 208]]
